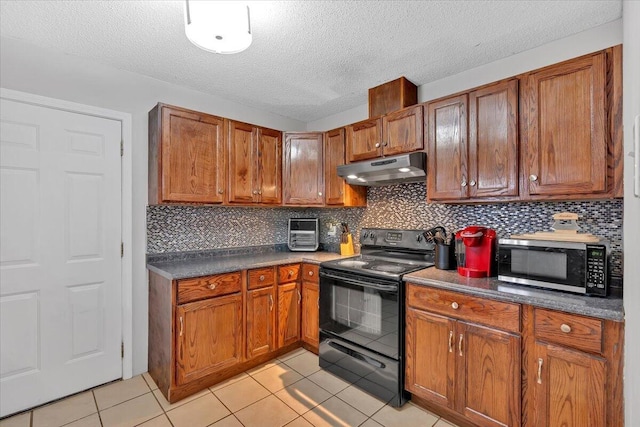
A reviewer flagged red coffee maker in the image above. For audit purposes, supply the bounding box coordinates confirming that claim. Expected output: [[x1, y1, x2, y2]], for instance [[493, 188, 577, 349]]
[[455, 226, 497, 278]]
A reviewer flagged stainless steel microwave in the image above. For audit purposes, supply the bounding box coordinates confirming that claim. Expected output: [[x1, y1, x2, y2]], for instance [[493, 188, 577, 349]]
[[497, 238, 609, 296], [288, 218, 319, 251]]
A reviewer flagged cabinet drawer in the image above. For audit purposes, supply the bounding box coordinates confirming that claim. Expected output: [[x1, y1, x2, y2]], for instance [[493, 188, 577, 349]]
[[302, 264, 319, 283], [278, 263, 301, 283], [248, 267, 276, 290], [177, 272, 242, 304], [534, 308, 603, 354], [406, 284, 521, 333]]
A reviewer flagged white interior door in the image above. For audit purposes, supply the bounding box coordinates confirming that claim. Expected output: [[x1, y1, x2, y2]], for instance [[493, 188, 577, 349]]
[[0, 98, 122, 417]]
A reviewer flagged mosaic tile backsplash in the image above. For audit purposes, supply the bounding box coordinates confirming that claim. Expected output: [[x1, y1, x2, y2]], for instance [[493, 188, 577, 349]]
[[147, 183, 623, 280]]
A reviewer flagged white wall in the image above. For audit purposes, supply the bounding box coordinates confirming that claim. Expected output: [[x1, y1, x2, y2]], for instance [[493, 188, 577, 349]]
[[307, 19, 622, 131], [623, 1, 640, 425], [0, 36, 306, 375]]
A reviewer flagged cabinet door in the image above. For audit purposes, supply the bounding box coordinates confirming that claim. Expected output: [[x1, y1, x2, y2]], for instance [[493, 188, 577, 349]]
[[301, 281, 319, 349], [277, 282, 301, 348], [382, 105, 424, 156], [246, 286, 276, 359], [524, 53, 607, 196], [283, 132, 324, 205], [227, 120, 258, 203], [427, 95, 468, 200], [257, 127, 282, 204], [346, 118, 383, 162], [324, 128, 366, 206], [175, 294, 242, 385], [469, 80, 519, 198], [533, 342, 606, 427], [457, 322, 521, 427], [405, 307, 456, 410], [160, 106, 225, 203]]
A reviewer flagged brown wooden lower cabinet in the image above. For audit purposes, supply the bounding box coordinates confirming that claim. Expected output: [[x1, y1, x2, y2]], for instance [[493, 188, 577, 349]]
[[405, 300, 521, 427], [246, 285, 276, 359], [278, 281, 301, 348], [175, 293, 242, 385], [301, 263, 320, 352], [406, 283, 624, 427]]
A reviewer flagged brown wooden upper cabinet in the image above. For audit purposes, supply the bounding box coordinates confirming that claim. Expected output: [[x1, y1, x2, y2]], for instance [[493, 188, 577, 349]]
[[148, 103, 225, 204], [227, 120, 282, 205], [324, 128, 367, 207], [427, 80, 519, 202], [346, 104, 424, 163], [522, 51, 608, 197], [283, 132, 324, 205]]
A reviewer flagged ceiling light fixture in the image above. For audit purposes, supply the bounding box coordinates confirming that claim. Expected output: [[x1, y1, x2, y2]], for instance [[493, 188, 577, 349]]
[[184, 0, 252, 54]]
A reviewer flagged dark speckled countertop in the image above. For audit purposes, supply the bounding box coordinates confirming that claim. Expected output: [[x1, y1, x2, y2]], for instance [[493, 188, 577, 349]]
[[147, 251, 345, 280], [404, 268, 624, 322]]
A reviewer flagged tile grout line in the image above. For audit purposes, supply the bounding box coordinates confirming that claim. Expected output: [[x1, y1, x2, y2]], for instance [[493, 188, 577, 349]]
[[90, 389, 103, 427]]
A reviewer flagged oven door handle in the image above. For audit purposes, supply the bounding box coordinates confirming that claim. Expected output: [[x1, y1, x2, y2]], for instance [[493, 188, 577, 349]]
[[327, 340, 386, 369], [320, 271, 398, 292]]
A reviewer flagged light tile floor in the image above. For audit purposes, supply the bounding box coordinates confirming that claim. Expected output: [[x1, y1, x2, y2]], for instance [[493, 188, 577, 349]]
[[0, 348, 460, 427]]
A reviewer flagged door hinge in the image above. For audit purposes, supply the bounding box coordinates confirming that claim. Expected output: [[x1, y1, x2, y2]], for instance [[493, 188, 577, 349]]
[[120, 140, 124, 157], [121, 342, 124, 358], [121, 242, 124, 258]]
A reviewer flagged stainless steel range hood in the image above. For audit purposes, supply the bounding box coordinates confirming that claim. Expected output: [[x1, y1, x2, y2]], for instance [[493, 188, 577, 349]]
[[337, 152, 426, 186]]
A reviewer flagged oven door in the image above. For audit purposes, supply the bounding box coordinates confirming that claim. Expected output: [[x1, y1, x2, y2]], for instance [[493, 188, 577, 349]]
[[319, 268, 401, 359]]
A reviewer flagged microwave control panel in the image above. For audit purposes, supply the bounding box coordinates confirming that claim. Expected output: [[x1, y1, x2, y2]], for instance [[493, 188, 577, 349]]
[[586, 244, 607, 295]]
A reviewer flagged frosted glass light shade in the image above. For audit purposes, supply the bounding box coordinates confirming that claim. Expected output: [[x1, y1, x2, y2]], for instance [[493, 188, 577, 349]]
[[184, 1, 252, 54]]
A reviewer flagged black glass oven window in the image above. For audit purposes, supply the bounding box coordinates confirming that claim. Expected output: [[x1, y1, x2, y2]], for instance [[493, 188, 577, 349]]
[[511, 249, 567, 280]]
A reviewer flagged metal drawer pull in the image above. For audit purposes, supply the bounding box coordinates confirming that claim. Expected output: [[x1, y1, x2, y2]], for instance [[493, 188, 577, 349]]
[[537, 358, 543, 384], [458, 334, 464, 356], [269, 294, 273, 311], [208, 283, 216, 290], [451, 302, 459, 310], [560, 324, 572, 333], [530, 174, 538, 182], [448, 330, 454, 353], [259, 275, 265, 281], [289, 270, 294, 277], [308, 271, 314, 276], [297, 289, 301, 304], [179, 316, 184, 337], [218, 189, 223, 194]]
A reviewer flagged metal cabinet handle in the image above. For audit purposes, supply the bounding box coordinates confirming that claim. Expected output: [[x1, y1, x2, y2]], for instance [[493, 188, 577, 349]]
[[258, 190, 262, 195], [208, 283, 216, 290], [530, 174, 538, 182], [448, 330, 454, 353], [451, 302, 459, 310], [537, 358, 543, 384], [458, 334, 464, 356], [259, 275, 265, 281], [288, 270, 294, 277], [469, 180, 476, 187], [269, 294, 273, 311], [218, 189, 223, 194], [383, 142, 388, 146], [318, 192, 323, 196], [461, 181, 467, 187], [179, 316, 184, 337], [375, 143, 380, 148], [560, 324, 572, 333], [252, 190, 258, 195], [297, 289, 301, 304], [308, 271, 314, 276]]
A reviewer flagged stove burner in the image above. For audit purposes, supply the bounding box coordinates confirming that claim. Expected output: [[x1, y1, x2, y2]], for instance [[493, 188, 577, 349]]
[[367, 264, 408, 273], [338, 260, 370, 267]]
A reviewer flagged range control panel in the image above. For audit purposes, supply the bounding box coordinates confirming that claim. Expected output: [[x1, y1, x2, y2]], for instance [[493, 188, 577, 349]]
[[360, 228, 435, 251], [586, 244, 607, 296]]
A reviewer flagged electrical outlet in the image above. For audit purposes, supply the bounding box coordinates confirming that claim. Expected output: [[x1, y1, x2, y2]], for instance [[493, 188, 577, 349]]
[[328, 224, 337, 237]]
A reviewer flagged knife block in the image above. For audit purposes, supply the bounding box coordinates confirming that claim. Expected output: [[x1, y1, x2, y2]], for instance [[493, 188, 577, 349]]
[[340, 234, 355, 256]]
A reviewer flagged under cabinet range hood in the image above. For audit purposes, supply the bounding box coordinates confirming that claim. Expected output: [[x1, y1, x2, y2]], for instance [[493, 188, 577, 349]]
[[337, 152, 426, 186]]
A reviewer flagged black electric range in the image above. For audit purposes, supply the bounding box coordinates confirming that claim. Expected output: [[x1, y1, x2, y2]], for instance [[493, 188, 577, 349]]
[[318, 228, 435, 407]]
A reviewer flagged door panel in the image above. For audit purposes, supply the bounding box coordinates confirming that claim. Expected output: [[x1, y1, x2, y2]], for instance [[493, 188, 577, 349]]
[[458, 322, 521, 427], [301, 281, 319, 348], [246, 286, 276, 359], [405, 308, 456, 409], [257, 128, 282, 204], [427, 95, 468, 200], [0, 98, 122, 417], [283, 132, 323, 205], [277, 282, 300, 347], [383, 105, 424, 156], [227, 120, 256, 203], [346, 118, 382, 162]]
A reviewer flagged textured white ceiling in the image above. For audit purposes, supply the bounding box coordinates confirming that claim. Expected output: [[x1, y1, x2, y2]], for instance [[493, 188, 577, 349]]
[[0, 0, 622, 123]]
